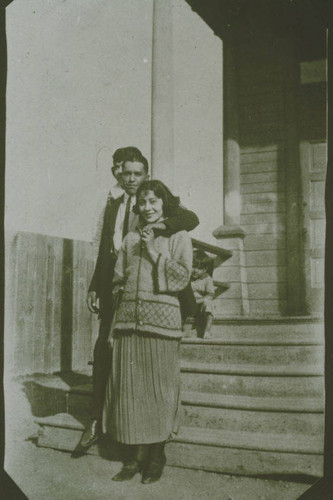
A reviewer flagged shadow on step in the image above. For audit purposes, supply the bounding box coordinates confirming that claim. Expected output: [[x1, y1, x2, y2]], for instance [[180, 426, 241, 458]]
[[21, 371, 91, 424]]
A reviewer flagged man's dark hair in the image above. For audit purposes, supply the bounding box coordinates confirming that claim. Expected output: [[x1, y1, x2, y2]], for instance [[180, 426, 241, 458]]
[[112, 146, 142, 165], [193, 249, 213, 270], [122, 149, 149, 173], [134, 180, 180, 217]]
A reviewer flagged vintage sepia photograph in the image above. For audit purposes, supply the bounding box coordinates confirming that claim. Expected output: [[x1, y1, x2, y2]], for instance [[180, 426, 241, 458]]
[[3, 1, 328, 498]]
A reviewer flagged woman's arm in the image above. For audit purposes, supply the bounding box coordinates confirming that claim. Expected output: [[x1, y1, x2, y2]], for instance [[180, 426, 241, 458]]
[[155, 231, 193, 293], [163, 206, 199, 233]]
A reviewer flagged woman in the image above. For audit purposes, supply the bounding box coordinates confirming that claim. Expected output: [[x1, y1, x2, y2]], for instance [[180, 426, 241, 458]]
[[102, 180, 193, 484]]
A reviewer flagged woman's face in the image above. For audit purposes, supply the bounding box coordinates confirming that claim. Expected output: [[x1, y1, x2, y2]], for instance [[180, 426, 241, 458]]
[[138, 189, 163, 223]]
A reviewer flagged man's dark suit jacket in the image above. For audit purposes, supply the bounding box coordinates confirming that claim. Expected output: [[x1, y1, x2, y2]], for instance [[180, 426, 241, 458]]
[[89, 194, 199, 319]]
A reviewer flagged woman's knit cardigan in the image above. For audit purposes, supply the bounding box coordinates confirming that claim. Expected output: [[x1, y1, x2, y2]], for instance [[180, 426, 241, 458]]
[[113, 229, 193, 338]]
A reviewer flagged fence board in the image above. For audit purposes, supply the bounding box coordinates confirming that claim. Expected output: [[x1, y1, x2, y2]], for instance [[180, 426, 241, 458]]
[[44, 241, 56, 373], [32, 235, 48, 373], [72, 240, 98, 372]]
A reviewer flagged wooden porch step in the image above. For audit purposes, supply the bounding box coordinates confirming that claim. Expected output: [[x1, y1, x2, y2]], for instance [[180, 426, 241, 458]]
[[181, 369, 323, 398], [34, 413, 323, 477], [180, 360, 323, 376], [182, 391, 324, 413], [181, 343, 324, 366], [68, 384, 324, 413], [66, 385, 324, 435], [197, 316, 324, 340], [35, 414, 323, 455], [181, 337, 324, 346], [175, 426, 323, 455]]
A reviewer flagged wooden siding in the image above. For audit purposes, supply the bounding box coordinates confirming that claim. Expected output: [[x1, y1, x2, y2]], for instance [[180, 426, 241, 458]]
[[237, 40, 288, 315], [5, 231, 98, 376], [236, 35, 326, 316]]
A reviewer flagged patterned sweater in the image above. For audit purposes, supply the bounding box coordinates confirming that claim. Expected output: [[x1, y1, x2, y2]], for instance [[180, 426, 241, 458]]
[[113, 229, 193, 338]]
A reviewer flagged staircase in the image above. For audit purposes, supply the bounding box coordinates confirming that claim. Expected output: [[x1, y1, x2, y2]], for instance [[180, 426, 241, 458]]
[[35, 316, 324, 477]]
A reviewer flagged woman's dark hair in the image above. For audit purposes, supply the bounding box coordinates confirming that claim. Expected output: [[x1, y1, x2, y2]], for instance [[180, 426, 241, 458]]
[[134, 180, 180, 217], [193, 249, 213, 270]]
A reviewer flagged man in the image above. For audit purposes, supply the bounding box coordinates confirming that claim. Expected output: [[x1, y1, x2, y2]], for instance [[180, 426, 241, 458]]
[[73, 148, 199, 457], [92, 146, 141, 257], [109, 147, 127, 199]]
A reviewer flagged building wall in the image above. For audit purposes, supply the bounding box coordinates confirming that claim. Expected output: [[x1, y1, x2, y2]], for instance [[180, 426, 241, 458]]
[[5, 0, 153, 242], [172, 0, 223, 244], [6, 0, 223, 244], [236, 36, 326, 316]]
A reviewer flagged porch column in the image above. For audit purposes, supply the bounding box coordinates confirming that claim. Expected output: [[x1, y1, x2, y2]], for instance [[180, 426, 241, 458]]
[[284, 39, 306, 315], [223, 43, 241, 226], [214, 41, 249, 316], [150, 0, 174, 188]]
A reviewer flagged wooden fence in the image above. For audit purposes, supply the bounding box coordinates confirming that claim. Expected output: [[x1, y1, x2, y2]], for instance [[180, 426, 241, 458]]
[[5, 231, 98, 376]]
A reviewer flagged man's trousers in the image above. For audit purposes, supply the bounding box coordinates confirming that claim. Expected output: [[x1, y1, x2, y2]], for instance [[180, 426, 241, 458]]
[[91, 310, 113, 422]]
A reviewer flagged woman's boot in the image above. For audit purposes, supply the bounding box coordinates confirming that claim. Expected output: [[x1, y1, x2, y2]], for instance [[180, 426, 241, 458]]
[[112, 445, 141, 481], [141, 442, 166, 484], [136, 444, 150, 471]]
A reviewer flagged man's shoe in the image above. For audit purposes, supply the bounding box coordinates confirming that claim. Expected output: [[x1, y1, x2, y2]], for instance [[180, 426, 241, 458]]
[[141, 453, 166, 484], [112, 462, 141, 481], [71, 419, 99, 458], [79, 419, 99, 448]]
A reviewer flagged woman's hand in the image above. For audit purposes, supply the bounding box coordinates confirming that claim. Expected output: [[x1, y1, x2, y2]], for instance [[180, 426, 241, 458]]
[[141, 227, 159, 263]]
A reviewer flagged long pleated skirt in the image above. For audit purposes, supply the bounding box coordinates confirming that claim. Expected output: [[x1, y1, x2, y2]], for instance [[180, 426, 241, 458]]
[[102, 330, 181, 445]]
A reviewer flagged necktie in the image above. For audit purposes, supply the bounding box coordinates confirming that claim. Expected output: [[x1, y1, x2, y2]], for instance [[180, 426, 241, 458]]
[[122, 196, 132, 240]]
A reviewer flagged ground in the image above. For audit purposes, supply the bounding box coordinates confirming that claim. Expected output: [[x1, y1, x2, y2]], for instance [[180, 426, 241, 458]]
[[4, 376, 314, 500]]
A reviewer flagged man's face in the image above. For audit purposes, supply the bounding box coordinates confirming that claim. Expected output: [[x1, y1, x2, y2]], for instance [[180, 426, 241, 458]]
[[122, 161, 148, 195], [112, 161, 123, 183]]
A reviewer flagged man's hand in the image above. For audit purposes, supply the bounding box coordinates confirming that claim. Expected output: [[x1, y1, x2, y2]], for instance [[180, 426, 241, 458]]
[[145, 222, 166, 233], [86, 291, 99, 313]]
